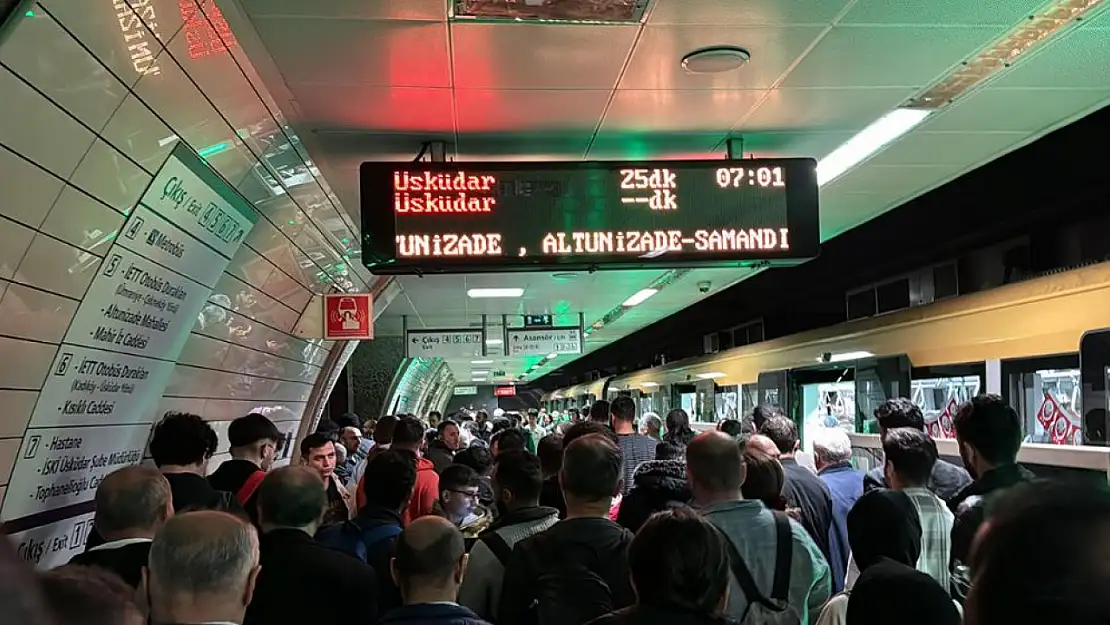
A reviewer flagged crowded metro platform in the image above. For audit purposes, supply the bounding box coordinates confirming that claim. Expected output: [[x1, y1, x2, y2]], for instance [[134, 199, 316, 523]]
[[3, 0, 1110, 625]]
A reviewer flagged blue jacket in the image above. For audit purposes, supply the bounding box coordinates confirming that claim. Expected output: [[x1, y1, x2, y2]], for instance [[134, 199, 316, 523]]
[[818, 462, 864, 593], [377, 603, 491, 625]]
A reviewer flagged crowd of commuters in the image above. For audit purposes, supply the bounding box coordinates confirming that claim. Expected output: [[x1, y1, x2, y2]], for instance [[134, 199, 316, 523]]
[[6, 394, 1110, 625]]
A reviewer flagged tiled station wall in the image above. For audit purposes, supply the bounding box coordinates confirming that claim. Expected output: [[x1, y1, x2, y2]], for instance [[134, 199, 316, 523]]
[[0, 0, 371, 565]]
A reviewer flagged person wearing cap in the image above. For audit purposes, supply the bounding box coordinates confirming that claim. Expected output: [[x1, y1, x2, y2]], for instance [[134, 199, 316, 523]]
[[209, 412, 284, 526]]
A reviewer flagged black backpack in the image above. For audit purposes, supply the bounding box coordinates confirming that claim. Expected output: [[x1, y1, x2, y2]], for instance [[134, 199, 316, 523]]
[[523, 535, 620, 625]]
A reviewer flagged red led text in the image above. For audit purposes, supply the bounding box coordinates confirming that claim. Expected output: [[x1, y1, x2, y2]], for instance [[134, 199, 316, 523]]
[[396, 233, 504, 257], [541, 228, 790, 255], [394, 171, 499, 214]]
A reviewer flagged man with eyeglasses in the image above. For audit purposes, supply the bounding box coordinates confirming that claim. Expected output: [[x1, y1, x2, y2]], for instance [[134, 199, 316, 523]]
[[436, 464, 491, 543]]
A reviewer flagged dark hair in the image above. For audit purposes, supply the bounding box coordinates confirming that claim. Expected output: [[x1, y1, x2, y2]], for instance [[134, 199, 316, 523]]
[[493, 450, 544, 503], [315, 418, 340, 440], [394, 520, 465, 588], [454, 446, 494, 476], [751, 404, 783, 430], [392, 416, 427, 447], [362, 450, 418, 511], [437, 420, 459, 436], [257, 466, 326, 528], [740, 448, 786, 510], [610, 396, 637, 423], [655, 442, 684, 461], [969, 480, 1110, 625], [439, 464, 479, 492], [687, 432, 744, 493], [563, 420, 618, 448], [335, 412, 362, 429], [374, 415, 399, 444], [718, 419, 744, 438], [94, 466, 171, 535], [629, 507, 730, 614], [759, 416, 799, 454], [149, 412, 217, 467], [664, 409, 696, 447], [537, 434, 564, 475], [299, 432, 334, 458], [874, 397, 925, 431], [562, 434, 623, 502], [589, 399, 611, 423], [227, 413, 281, 448], [491, 428, 527, 456], [41, 565, 142, 625], [883, 427, 938, 486], [953, 394, 1022, 465]]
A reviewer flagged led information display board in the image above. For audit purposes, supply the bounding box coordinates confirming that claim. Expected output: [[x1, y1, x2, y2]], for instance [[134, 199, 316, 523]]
[[361, 159, 819, 274]]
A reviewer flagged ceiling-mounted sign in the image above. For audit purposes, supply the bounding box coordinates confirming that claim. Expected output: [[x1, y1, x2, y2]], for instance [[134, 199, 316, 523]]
[[494, 385, 517, 397], [523, 314, 553, 327], [453, 385, 479, 396], [360, 159, 819, 274], [507, 326, 582, 357], [323, 294, 373, 340], [405, 329, 485, 358]]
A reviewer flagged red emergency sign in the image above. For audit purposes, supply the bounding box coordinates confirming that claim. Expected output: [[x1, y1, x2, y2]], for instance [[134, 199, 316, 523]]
[[323, 294, 373, 340]]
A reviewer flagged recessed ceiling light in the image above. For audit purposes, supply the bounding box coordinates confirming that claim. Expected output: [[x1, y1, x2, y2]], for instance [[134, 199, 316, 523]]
[[486, 338, 503, 345], [681, 46, 751, 74], [471, 360, 493, 364], [471, 370, 489, 375], [468, 287, 523, 298], [546, 353, 558, 360]]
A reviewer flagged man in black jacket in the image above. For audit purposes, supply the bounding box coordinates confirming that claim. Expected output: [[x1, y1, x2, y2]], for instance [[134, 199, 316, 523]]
[[760, 416, 834, 565], [245, 466, 377, 625], [71, 465, 172, 587], [499, 433, 635, 625], [862, 398, 972, 502], [948, 395, 1033, 572], [209, 413, 283, 526], [150, 412, 245, 517]]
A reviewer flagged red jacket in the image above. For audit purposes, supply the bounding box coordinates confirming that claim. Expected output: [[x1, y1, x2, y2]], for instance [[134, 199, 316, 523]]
[[356, 455, 439, 526]]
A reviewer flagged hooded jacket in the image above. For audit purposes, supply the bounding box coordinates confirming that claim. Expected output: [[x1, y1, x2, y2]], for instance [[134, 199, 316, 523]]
[[498, 517, 636, 625], [616, 459, 691, 533]]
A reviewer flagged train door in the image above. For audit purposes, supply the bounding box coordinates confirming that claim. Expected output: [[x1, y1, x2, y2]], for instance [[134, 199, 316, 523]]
[[1080, 329, 1110, 446]]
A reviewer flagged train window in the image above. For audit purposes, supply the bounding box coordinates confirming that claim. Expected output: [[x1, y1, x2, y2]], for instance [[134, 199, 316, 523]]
[[910, 375, 980, 439], [740, 383, 759, 418], [1004, 354, 1081, 445], [792, 367, 857, 454], [715, 384, 739, 422], [1079, 329, 1110, 446]]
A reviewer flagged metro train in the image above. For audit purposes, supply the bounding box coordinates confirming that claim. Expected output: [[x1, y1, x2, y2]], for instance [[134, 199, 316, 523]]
[[542, 261, 1110, 480]]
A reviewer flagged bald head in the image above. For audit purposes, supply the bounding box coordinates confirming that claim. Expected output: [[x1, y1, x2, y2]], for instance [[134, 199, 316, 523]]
[[95, 465, 171, 539], [746, 434, 781, 459], [148, 511, 258, 599], [257, 466, 326, 529], [687, 431, 746, 494], [393, 516, 465, 591]]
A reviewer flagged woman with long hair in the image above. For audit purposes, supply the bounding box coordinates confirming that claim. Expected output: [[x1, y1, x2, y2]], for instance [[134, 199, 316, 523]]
[[663, 408, 696, 448]]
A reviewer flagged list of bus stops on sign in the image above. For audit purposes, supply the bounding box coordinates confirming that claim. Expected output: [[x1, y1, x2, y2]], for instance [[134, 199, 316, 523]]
[[1, 142, 259, 532]]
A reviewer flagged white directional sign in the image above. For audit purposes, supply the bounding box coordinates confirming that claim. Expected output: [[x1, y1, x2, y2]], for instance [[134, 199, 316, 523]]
[[507, 326, 582, 357], [405, 329, 485, 358]]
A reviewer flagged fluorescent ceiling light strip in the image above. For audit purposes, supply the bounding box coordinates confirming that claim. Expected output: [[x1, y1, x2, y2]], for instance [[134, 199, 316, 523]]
[[485, 339, 503, 345], [822, 351, 875, 363], [467, 288, 523, 298], [471, 360, 493, 364], [816, 109, 931, 187], [622, 288, 658, 307], [546, 353, 558, 359], [697, 372, 725, 380]]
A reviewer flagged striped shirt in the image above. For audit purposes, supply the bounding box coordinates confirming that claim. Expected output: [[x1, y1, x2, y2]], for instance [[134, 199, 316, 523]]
[[903, 486, 954, 590], [616, 433, 658, 495]]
